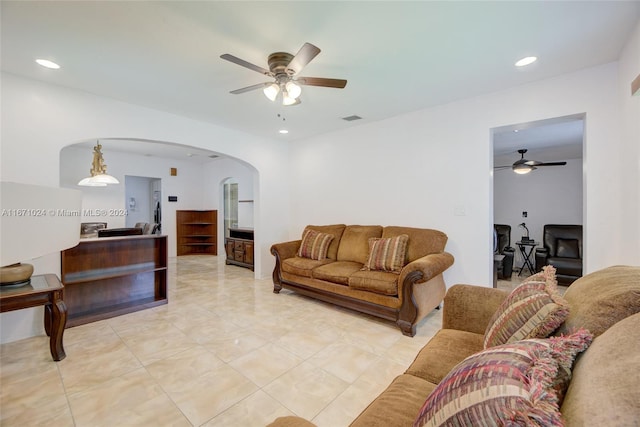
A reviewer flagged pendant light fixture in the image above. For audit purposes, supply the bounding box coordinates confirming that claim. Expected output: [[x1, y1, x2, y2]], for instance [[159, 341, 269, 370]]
[[78, 141, 120, 187]]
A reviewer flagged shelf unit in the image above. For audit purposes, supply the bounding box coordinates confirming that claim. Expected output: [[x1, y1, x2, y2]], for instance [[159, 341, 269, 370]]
[[225, 228, 254, 270], [60, 235, 168, 327], [176, 210, 217, 256]]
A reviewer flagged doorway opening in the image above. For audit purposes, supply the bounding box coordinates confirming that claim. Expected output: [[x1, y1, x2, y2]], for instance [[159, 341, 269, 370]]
[[125, 176, 161, 232], [492, 114, 585, 289]]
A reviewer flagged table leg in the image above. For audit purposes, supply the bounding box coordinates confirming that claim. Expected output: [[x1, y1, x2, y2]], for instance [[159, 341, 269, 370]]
[[44, 293, 67, 361]]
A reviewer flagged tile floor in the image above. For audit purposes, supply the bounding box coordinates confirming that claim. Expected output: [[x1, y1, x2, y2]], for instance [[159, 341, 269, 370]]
[[1, 256, 449, 427]]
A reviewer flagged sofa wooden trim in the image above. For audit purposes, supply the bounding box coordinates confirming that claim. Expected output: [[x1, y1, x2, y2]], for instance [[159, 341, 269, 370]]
[[271, 238, 454, 337]]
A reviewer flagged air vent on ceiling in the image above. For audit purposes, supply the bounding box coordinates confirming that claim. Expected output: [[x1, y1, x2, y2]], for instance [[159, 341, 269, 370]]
[[341, 115, 362, 122]]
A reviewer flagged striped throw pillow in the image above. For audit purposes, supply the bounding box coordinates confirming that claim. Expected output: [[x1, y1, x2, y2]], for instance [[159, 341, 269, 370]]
[[414, 329, 593, 427], [484, 267, 569, 349], [297, 229, 334, 260], [362, 234, 409, 273]]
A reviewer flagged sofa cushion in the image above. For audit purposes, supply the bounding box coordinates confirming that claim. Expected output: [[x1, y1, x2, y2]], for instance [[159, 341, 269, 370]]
[[484, 267, 569, 349], [350, 374, 437, 427], [298, 229, 335, 260], [281, 256, 333, 278], [337, 225, 382, 264], [414, 330, 593, 427], [362, 234, 409, 273], [405, 329, 484, 385], [555, 265, 640, 338], [312, 261, 363, 285], [561, 312, 640, 427], [556, 238, 579, 258], [348, 270, 399, 295], [304, 224, 346, 260], [382, 226, 447, 262]]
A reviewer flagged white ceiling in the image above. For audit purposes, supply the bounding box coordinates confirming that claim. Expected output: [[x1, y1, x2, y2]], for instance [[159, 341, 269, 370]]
[[2, 1, 638, 158]]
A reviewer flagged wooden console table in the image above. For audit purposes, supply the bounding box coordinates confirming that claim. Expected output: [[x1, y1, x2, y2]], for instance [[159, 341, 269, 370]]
[[61, 235, 167, 327], [225, 228, 254, 270], [0, 274, 67, 361]]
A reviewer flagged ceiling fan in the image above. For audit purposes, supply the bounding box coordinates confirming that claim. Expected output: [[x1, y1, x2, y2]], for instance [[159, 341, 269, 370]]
[[495, 149, 567, 174], [220, 42, 347, 106]]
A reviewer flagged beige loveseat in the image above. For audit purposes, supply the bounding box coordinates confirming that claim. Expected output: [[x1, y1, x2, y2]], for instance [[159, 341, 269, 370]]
[[270, 224, 454, 336], [269, 265, 640, 426]]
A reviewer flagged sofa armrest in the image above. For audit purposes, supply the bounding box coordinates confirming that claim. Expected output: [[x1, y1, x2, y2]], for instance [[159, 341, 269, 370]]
[[270, 240, 302, 292], [442, 284, 509, 335], [271, 240, 301, 261], [396, 252, 454, 336], [400, 252, 455, 286]]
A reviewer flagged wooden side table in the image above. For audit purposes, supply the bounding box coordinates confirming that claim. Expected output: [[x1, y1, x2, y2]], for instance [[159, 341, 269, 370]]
[[0, 274, 67, 361]]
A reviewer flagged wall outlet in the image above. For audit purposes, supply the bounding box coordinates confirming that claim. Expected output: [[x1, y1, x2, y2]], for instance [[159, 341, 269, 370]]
[[454, 205, 466, 216], [522, 211, 528, 218]]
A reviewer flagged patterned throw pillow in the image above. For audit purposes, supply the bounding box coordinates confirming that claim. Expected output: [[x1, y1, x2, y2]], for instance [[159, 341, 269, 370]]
[[297, 229, 334, 260], [484, 266, 569, 349], [413, 329, 593, 427], [362, 234, 409, 273]]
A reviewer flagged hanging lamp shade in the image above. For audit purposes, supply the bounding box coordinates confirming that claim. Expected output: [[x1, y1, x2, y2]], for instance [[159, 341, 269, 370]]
[[78, 142, 119, 186]]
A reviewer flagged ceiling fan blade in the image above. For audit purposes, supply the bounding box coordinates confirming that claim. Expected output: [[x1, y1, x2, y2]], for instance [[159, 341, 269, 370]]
[[220, 54, 273, 77], [297, 77, 347, 88], [286, 42, 321, 75], [537, 162, 568, 167], [230, 82, 268, 94]]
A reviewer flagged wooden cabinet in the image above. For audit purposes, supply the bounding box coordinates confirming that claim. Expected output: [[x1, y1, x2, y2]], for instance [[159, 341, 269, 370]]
[[176, 210, 217, 256], [225, 228, 254, 270], [60, 235, 168, 327]]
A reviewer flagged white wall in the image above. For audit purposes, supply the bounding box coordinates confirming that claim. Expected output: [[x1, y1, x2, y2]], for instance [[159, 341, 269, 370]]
[[1, 73, 291, 343], [289, 62, 632, 288], [494, 158, 583, 267], [618, 21, 640, 264]]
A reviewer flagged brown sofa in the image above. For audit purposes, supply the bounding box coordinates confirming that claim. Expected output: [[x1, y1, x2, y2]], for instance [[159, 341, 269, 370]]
[[268, 265, 640, 426], [270, 224, 454, 336]]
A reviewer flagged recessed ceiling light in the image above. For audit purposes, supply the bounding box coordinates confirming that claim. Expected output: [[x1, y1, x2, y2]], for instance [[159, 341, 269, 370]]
[[515, 56, 537, 67], [279, 129, 289, 134], [35, 59, 61, 69]]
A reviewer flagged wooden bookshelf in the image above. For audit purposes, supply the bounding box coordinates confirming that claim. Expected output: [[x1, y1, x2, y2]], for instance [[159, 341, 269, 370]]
[[177, 210, 217, 256], [60, 235, 168, 327]]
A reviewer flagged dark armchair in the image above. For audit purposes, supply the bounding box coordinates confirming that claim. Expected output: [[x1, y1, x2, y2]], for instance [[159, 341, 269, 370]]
[[535, 224, 583, 285], [494, 224, 515, 279]]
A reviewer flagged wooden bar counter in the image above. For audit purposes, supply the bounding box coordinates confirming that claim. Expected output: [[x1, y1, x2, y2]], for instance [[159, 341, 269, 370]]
[[61, 234, 167, 327]]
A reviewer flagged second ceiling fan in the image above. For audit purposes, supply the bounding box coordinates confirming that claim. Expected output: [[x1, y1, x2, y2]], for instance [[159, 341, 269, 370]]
[[220, 42, 347, 106], [495, 149, 567, 174]]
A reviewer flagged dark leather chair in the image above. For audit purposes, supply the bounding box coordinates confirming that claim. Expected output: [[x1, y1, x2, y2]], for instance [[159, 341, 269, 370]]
[[494, 224, 515, 279], [535, 224, 583, 285]]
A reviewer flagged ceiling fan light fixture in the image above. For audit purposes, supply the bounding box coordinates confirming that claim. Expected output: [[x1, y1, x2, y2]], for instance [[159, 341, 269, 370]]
[[263, 83, 279, 101], [282, 91, 297, 106], [512, 163, 533, 174], [285, 81, 301, 99]]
